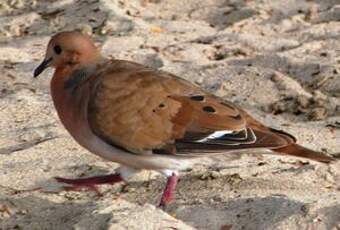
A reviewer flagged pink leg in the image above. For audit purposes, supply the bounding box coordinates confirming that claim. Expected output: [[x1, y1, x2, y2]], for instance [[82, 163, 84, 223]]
[[55, 173, 123, 196], [159, 173, 178, 207]]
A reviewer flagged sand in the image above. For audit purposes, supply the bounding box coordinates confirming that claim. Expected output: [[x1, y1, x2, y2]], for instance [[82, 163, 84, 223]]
[[0, 0, 340, 229]]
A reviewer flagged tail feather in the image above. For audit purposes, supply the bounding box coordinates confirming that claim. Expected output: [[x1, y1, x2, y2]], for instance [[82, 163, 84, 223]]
[[273, 143, 335, 163]]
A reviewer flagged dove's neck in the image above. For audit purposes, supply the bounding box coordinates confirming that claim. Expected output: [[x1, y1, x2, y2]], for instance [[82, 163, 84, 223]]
[[50, 54, 111, 143], [50, 64, 98, 143]]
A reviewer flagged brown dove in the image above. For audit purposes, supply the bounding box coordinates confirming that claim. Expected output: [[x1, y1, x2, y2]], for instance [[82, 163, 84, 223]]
[[33, 31, 336, 206]]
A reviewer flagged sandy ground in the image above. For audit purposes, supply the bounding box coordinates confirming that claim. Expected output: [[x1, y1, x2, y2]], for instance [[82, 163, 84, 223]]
[[0, 0, 340, 229]]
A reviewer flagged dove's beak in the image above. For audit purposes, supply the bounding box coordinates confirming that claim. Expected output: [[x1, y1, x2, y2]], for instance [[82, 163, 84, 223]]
[[33, 57, 52, 78]]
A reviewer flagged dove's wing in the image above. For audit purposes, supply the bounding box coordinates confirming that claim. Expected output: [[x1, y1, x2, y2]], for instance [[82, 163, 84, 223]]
[[82, 60, 334, 163]]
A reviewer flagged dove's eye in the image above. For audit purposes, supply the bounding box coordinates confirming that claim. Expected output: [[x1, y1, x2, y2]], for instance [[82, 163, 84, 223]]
[[53, 45, 62, 55]]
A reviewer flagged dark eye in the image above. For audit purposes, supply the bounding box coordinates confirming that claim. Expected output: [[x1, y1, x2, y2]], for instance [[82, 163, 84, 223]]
[[53, 45, 62, 54]]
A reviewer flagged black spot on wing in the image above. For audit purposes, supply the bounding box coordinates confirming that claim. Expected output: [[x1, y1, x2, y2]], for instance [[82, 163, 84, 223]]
[[190, 95, 205, 101], [231, 114, 242, 120], [202, 106, 216, 113]]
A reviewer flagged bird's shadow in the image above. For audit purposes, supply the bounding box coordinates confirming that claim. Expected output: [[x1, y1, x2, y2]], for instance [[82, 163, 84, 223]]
[[172, 196, 304, 230], [0, 195, 112, 230], [3, 168, 340, 230], [317, 204, 340, 230], [117, 171, 340, 230], [171, 196, 340, 230]]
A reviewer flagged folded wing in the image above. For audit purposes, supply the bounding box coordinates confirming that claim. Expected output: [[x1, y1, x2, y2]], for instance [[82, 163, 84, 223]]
[[85, 60, 334, 163]]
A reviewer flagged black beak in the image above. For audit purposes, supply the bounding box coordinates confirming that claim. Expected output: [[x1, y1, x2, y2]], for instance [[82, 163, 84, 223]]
[[33, 58, 52, 78]]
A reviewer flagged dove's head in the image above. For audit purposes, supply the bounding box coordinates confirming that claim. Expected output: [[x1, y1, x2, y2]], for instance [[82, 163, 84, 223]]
[[34, 31, 100, 77]]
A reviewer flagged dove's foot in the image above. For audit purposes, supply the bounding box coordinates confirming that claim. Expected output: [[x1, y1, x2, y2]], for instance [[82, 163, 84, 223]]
[[159, 173, 178, 208], [55, 173, 123, 196]]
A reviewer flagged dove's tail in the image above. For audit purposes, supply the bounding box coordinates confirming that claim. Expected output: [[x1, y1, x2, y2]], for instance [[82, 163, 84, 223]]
[[273, 143, 336, 163]]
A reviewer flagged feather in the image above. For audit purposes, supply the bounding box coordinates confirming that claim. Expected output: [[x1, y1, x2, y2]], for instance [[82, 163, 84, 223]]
[[196, 130, 234, 142]]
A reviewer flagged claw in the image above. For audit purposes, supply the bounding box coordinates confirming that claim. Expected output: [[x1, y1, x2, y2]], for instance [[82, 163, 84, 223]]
[[54, 173, 123, 196], [61, 184, 102, 197]]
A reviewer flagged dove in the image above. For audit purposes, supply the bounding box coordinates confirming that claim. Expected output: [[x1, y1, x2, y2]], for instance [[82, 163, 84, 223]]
[[33, 31, 336, 207]]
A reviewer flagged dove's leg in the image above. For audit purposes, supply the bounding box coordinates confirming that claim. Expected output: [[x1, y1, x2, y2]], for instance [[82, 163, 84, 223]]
[[159, 171, 178, 207], [55, 166, 139, 196]]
